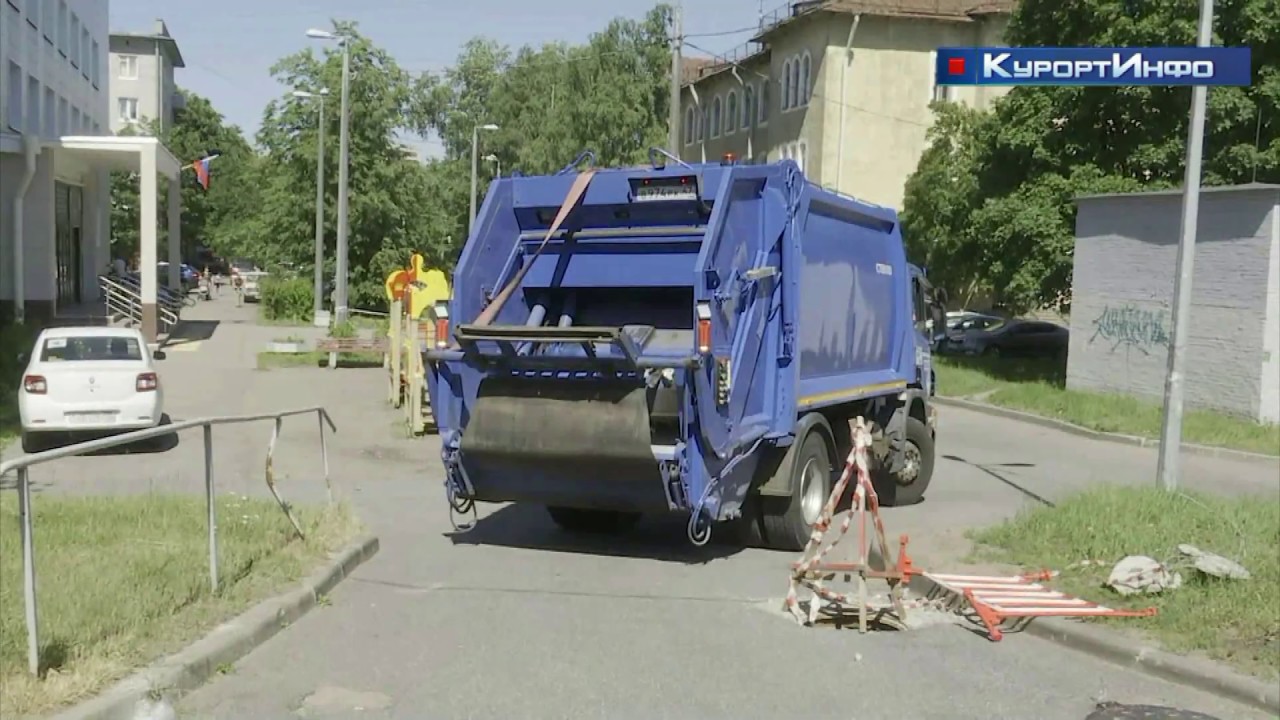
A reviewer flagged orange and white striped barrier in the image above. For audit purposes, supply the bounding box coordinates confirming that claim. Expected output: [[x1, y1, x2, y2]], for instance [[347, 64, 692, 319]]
[[784, 417, 918, 631], [923, 571, 1158, 641]]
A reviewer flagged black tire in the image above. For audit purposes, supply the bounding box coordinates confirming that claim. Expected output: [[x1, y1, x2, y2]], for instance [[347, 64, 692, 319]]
[[877, 416, 935, 507], [982, 345, 1001, 358], [20, 433, 45, 454], [761, 431, 833, 552], [545, 507, 642, 534]]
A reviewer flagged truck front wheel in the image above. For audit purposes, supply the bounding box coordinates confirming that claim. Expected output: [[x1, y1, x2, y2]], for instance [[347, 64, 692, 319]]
[[761, 431, 833, 552], [546, 507, 642, 534], [878, 416, 935, 506]]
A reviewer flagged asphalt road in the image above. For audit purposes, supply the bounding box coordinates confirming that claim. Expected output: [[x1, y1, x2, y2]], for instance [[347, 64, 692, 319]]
[[7, 295, 1276, 720]]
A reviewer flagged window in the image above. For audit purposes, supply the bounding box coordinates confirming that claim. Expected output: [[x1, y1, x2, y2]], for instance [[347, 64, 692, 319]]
[[81, 27, 89, 78], [24, 0, 36, 27], [26, 75, 39, 134], [743, 85, 755, 129], [118, 55, 138, 79], [699, 108, 707, 141], [684, 106, 694, 145], [781, 60, 791, 110], [6, 62, 22, 131], [800, 52, 812, 105], [91, 39, 100, 87], [69, 14, 79, 67], [56, 0, 66, 56], [758, 80, 769, 125], [783, 57, 793, 108], [711, 95, 722, 138], [57, 95, 67, 135], [928, 50, 952, 104], [70, 106, 80, 134], [796, 140, 807, 174], [43, 86, 54, 136], [117, 96, 139, 123], [41, 0, 52, 42], [726, 91, 737, 134], [41, 335, 143, 362]]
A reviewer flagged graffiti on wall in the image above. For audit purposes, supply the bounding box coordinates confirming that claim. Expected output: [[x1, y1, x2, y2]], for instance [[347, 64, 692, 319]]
[[1090, 303, 1170, 354]]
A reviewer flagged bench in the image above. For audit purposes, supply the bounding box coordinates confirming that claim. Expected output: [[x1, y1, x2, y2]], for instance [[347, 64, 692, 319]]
[[315, 337, 389, 353]]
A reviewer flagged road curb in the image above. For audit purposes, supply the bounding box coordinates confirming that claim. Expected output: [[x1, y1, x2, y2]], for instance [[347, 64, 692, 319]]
[[932, 396, 1279, 466], [907, 574, 1280, 714], [51, 534, 381, 720]]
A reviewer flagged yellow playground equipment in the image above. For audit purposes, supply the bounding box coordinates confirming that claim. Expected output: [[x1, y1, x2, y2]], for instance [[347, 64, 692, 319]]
[[385, 253, 450, 437]]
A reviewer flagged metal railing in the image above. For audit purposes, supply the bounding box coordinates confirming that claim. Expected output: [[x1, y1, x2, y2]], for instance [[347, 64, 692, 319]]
[[99, 274, 181, 330], [0, 406, 337, 677]]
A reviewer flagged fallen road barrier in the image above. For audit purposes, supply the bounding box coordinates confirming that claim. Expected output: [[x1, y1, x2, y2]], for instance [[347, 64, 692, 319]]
[[785, 415, 1159, 641]]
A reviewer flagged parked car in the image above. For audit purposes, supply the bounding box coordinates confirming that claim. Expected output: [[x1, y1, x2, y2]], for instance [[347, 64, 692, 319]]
[[948, 318, 1068, 359], [17, 327, 166, 453], [937, 313, 1005, 354], [157, 261, 199, 293]]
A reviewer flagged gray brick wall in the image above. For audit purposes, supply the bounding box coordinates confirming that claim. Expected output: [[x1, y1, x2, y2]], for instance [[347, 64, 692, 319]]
[[1067, 186, 1280, 423]]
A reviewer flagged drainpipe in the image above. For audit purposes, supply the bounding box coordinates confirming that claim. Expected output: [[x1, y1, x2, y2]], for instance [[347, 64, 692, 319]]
[[12, 134, 41, 323], [836, 14, 861, 192], [731, 67, 752, 159]]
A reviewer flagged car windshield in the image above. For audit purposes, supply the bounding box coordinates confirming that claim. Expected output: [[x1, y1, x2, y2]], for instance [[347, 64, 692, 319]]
[[40, 335, 144, 362], [955, 317, 1004, 332]]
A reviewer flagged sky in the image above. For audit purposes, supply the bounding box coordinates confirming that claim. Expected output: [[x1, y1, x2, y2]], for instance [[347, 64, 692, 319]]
[[108, 0, 774, 159]]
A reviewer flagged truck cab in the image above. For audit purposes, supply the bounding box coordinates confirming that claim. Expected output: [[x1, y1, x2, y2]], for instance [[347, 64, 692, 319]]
[[909, 264, 945, 397]]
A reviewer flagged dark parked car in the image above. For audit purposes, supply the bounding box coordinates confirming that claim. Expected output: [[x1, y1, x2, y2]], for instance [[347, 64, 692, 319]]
[[948, 319, 1068, 359]]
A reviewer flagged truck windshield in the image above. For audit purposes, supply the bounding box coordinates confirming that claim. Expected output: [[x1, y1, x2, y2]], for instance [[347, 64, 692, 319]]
[[40, 336, 144, 362]]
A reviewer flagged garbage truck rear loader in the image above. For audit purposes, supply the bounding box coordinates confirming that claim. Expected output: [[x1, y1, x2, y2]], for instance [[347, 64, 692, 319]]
[[425, 155, 936, 551]]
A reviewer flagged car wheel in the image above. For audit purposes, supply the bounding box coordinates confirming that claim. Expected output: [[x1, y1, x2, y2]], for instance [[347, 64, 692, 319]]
[[760, 430, 833, 552], [876, 417, 935, 507], [982, 345, 1001, 358]]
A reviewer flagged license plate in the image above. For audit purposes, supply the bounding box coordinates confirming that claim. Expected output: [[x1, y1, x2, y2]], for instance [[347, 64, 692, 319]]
[[68, 412, 116, 425]]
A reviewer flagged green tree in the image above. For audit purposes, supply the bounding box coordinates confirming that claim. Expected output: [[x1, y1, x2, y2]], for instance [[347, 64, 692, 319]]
[[251, 22, 447, 309], [108, 92, 254, 266], [902, 0, 1278, 313]]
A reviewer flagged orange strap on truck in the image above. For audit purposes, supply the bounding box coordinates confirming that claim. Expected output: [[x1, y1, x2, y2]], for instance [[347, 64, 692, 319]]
[[471, 169, 596, 327]]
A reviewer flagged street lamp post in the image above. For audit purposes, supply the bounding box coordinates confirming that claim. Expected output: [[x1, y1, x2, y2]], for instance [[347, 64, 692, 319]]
[[306, 28, 352, 324], [484, 153, 500, 178], [469, 123, 499, 239], [293, 89, 330, 324]]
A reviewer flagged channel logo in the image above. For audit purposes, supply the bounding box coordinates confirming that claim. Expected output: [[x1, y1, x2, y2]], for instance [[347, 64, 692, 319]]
[[935, 47, 1251, 87]]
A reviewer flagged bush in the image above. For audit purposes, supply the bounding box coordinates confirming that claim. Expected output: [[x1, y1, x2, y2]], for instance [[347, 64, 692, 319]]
[[260, 276, 313, 323], [1, 321, 43, 436]]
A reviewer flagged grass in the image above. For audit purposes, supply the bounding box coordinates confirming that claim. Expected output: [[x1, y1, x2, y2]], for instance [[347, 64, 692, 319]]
[[0, 493, 359, 716], [934, 355, 1280, 456], [256, 351, 384, 370], [968, 485, 1280, 677]]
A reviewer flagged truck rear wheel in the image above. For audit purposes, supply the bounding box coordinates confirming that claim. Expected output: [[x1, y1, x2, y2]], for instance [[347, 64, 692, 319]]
[[761, 431, 832, 552], [545, 507, 642, 534], [878, 416, 934, 506]]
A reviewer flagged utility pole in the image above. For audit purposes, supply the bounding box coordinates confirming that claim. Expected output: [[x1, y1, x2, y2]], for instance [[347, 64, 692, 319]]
[[668, 2, 683, 155], [334, 39, 352, 324], [1156, 0, 1214, 492]]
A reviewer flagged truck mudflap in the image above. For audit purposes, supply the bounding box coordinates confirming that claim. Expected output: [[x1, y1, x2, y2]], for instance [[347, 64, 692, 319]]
[[436, 324, 695, 515]]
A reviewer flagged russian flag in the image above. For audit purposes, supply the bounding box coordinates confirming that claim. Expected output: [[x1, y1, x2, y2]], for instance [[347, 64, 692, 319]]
[[192, 156, 213, 190]]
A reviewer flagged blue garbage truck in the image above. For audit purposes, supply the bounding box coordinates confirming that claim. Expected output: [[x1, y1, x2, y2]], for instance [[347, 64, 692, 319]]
[[425, 152, 938, 551]]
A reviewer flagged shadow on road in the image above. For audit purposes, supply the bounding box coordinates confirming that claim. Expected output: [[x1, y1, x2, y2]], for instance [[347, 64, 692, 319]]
[[447, 503, 747, 565], [942, 454, 1054, 507], [162, 319, 220, 349]]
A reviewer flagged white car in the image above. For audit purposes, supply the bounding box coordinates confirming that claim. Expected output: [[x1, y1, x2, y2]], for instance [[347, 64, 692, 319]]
[[17, 327, 165, 453]]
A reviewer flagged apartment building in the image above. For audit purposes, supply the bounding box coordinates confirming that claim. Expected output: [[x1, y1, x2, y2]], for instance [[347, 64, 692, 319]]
[[1, 0, 185, 339], [108, 18, 184, 134], [679, 0, 1014, 210]]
